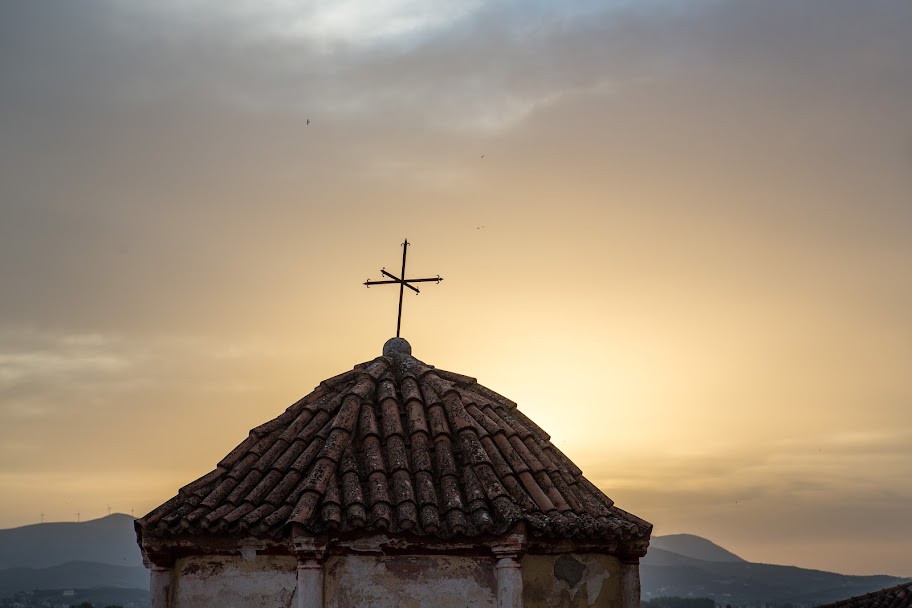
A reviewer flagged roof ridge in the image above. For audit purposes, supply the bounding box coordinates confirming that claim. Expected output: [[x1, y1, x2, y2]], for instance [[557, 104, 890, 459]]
[[817, 580, 912, 608]]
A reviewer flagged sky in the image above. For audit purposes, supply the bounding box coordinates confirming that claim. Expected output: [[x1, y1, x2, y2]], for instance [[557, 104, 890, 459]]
[[1, 0, 910, 577]]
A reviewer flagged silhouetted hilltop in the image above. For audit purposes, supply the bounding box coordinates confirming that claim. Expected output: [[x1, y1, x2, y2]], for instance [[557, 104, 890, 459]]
[[642, 538, 909, 606], [1, 515, 907, 607], [0, 514, 142, 569], [651, 533, 746, 563]]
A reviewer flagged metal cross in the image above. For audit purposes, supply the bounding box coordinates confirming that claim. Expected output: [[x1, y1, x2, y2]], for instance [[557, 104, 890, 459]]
[[364, 239, 442, 337]]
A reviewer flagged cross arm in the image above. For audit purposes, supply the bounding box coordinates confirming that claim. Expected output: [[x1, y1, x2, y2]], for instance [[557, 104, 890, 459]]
[[403, 276, 443, 284], [364, 271, 421, 294], [380, 269, 401, 281]]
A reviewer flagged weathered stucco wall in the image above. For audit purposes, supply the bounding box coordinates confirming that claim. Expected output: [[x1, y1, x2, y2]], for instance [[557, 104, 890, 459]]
[[325, 554, 497, 608], [173, 554, 297, 608], [522, 554, 622, 608]]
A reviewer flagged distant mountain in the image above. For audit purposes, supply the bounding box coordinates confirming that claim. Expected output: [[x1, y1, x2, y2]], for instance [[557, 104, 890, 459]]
[[0, 513, 142, 569], [642, 537, 909, 607], [0, 561, 148, 595], [0, 514, 148, 600], [1, 517, 907, 607], [651, 534, 746, 563]]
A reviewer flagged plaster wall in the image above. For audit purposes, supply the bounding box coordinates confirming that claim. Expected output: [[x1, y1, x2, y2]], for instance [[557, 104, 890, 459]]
[[522, 554, 622, 608], [324, 554, 497, 608], [173, 555, 297, 608]]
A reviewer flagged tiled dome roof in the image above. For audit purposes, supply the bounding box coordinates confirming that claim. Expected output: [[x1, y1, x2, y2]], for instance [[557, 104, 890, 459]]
[[138, 339, 651, 550], [817, 582, 912, 608]]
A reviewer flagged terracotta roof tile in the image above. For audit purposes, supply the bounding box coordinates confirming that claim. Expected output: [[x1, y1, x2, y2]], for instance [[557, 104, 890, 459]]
[[137, 343, 652, 547], [817, 582, 912, 608], [218, 436, 257, 469]]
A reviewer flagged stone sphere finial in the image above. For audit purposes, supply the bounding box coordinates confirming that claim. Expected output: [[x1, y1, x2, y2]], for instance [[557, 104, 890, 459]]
[[383, 337, 412, 357]]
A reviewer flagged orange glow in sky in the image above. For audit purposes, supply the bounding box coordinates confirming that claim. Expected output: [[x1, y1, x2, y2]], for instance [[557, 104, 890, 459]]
[[0, 0, 910, 578]]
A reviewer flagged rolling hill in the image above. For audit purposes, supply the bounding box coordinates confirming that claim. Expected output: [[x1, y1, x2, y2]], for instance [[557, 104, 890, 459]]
[[0, 513, 143, 569], [0, 514, 148, 602], [642, 539, 909, 606], [0, 515, 908, 606], [650, 534, 746, 563]]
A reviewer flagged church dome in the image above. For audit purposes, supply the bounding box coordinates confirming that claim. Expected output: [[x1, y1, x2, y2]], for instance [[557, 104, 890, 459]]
[[138, 339, 651, 555]]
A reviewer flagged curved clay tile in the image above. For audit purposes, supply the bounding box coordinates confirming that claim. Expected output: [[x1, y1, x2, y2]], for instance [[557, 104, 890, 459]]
[[137, 338, 652, 548]]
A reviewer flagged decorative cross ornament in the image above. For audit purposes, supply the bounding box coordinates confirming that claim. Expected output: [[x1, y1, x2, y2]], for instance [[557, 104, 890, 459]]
[[364, 239, 442, 337]]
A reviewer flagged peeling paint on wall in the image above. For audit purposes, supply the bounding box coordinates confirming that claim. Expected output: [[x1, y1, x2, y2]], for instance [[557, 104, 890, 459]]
[[523, 554, 621, 608], [174, 555, 297, 608], [168, 549, 624, 608], [325, 555, 496, 608]]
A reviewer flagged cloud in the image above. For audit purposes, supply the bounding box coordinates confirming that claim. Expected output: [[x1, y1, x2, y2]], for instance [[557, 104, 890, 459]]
[[0, 329, 130, 397], [0, 0, 910, 575], [0, 0, 730, 131], [588, 427, 912, 546]]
